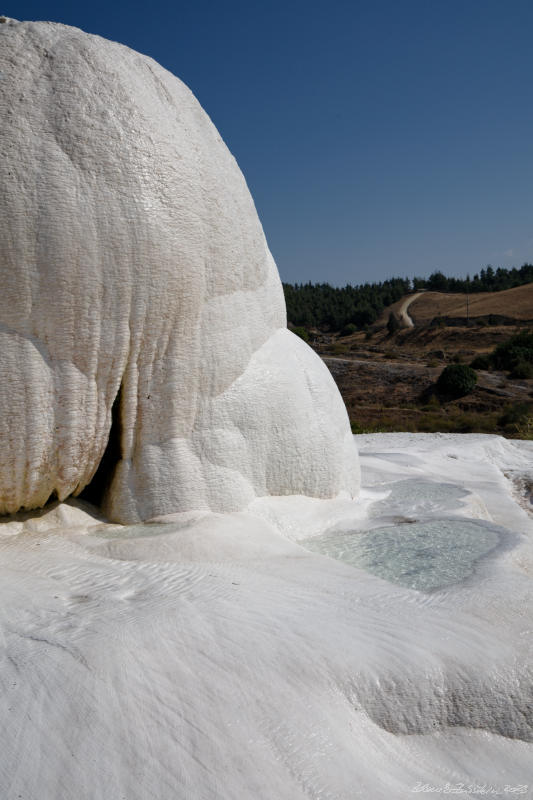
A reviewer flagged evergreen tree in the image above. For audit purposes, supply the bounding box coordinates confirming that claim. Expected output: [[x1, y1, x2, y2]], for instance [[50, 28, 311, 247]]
[[283, 263, 533, 332]]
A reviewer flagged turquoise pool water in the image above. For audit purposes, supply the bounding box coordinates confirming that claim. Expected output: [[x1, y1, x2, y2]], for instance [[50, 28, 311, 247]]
[[302, 517, 503, 591], [368, 479, 469, 519]]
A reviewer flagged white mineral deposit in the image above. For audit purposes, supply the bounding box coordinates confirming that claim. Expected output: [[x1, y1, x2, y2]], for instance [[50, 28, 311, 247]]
[[0, 17, 358, 524], [1, 18, 532, 800]]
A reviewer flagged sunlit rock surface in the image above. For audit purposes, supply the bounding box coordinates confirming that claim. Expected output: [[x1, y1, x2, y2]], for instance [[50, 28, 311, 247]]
[[0, 18, 358, 522], [0, 433, 532, 798]]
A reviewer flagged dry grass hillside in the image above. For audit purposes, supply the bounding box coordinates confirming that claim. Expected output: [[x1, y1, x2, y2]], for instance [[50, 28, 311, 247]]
[[312, 283, 533, 436], [376, 282, 533, 326]]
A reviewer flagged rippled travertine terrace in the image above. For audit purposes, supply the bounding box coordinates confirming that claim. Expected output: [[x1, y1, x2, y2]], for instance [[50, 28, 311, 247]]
[[1, 433, 532, 799]]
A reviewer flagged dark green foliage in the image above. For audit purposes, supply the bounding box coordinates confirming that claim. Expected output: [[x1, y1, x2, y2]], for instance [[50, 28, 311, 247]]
[[351, 420, 391, 434], [426, 270, 449, 291], [470, 355, 491, 370], [436, 364, 478, 398], [291, 326, 310, 343], [340, 322, 357, 337], [283, 263, 533, 333], [510, 361, 533, 379], [413, 263, 533, 294], [283, 278, 410, 332], [492, 331, 533, 372], [386, 312, 400, 336], [468, 331, 533, 376], [498, 402, 532, 429]]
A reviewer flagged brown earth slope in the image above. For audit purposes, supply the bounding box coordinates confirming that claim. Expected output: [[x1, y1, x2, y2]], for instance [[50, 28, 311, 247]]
[[376, 282, 533, 327], [312, 284, 533, 436]]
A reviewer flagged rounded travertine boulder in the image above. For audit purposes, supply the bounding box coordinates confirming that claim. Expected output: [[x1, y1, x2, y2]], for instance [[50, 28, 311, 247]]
[[0, 19, 359, 523]]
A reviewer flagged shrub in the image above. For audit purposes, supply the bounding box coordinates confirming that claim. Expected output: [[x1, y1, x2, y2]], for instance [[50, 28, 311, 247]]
[[470, 354, 491, 370], [498, 402, 532, 429], [340, 322, 357, 337], [515, 416, 533, 439], [421, 393, 441, 410], [386, 312, 401, 336], [332, 342, 348, 355], [292, 326, 309, 343], [510, 361, 533, 379], [351, 420, 390, 434], [492, 330, 533, 372], [436, 364, 477, 399]]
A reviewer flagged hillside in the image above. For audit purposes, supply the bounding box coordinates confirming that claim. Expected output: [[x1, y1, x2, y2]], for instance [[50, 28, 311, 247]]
[[376, 282, 533, 327], [283, 266, 533, 333], [309, 283, 533, 436]]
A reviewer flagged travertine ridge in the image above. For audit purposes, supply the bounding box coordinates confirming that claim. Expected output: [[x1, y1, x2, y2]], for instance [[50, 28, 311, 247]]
[[0, 19, 359, 522]]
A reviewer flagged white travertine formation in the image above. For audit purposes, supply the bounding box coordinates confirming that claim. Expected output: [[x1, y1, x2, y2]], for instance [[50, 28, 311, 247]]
[[0, 19, 359, 523], [1, 435, 532, 798]]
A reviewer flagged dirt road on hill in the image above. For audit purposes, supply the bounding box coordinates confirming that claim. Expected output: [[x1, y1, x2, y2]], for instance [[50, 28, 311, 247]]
[[397, 292, 424, 327]]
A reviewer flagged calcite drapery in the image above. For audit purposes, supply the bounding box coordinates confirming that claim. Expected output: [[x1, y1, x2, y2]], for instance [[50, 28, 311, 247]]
[[0, 19, 359, 522]]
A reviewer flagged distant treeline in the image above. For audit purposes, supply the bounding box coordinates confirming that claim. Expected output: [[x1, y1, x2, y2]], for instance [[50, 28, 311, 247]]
[[413, 263, 533, 293], [283, 263, 533, 332], [283, 278, 410, 332]]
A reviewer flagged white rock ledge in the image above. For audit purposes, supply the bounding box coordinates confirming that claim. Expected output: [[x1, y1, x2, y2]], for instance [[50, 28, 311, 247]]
[[0, 433, 531, 798]]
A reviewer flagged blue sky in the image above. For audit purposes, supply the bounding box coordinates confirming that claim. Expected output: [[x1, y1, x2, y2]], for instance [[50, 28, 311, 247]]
[[8, 0, 533, 285]]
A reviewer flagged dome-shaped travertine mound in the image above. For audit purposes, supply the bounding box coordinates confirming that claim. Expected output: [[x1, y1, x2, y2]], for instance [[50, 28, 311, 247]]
[[0, 19, 359, 523]]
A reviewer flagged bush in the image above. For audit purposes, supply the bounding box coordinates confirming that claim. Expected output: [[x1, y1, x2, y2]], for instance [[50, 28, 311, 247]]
[[510, 361, 533, 379], [340, 322, 357, 337], [492, 330, 533, 372], [498, 402, 532, 432], [332, 342, 348, 355], [421, 393, 441, 410], [470, 355, 491, 370], [515, 416, 533, 439], [436, 364, 478, 399], [292, 326, 309, 343], [387, 312, 400, 336]]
